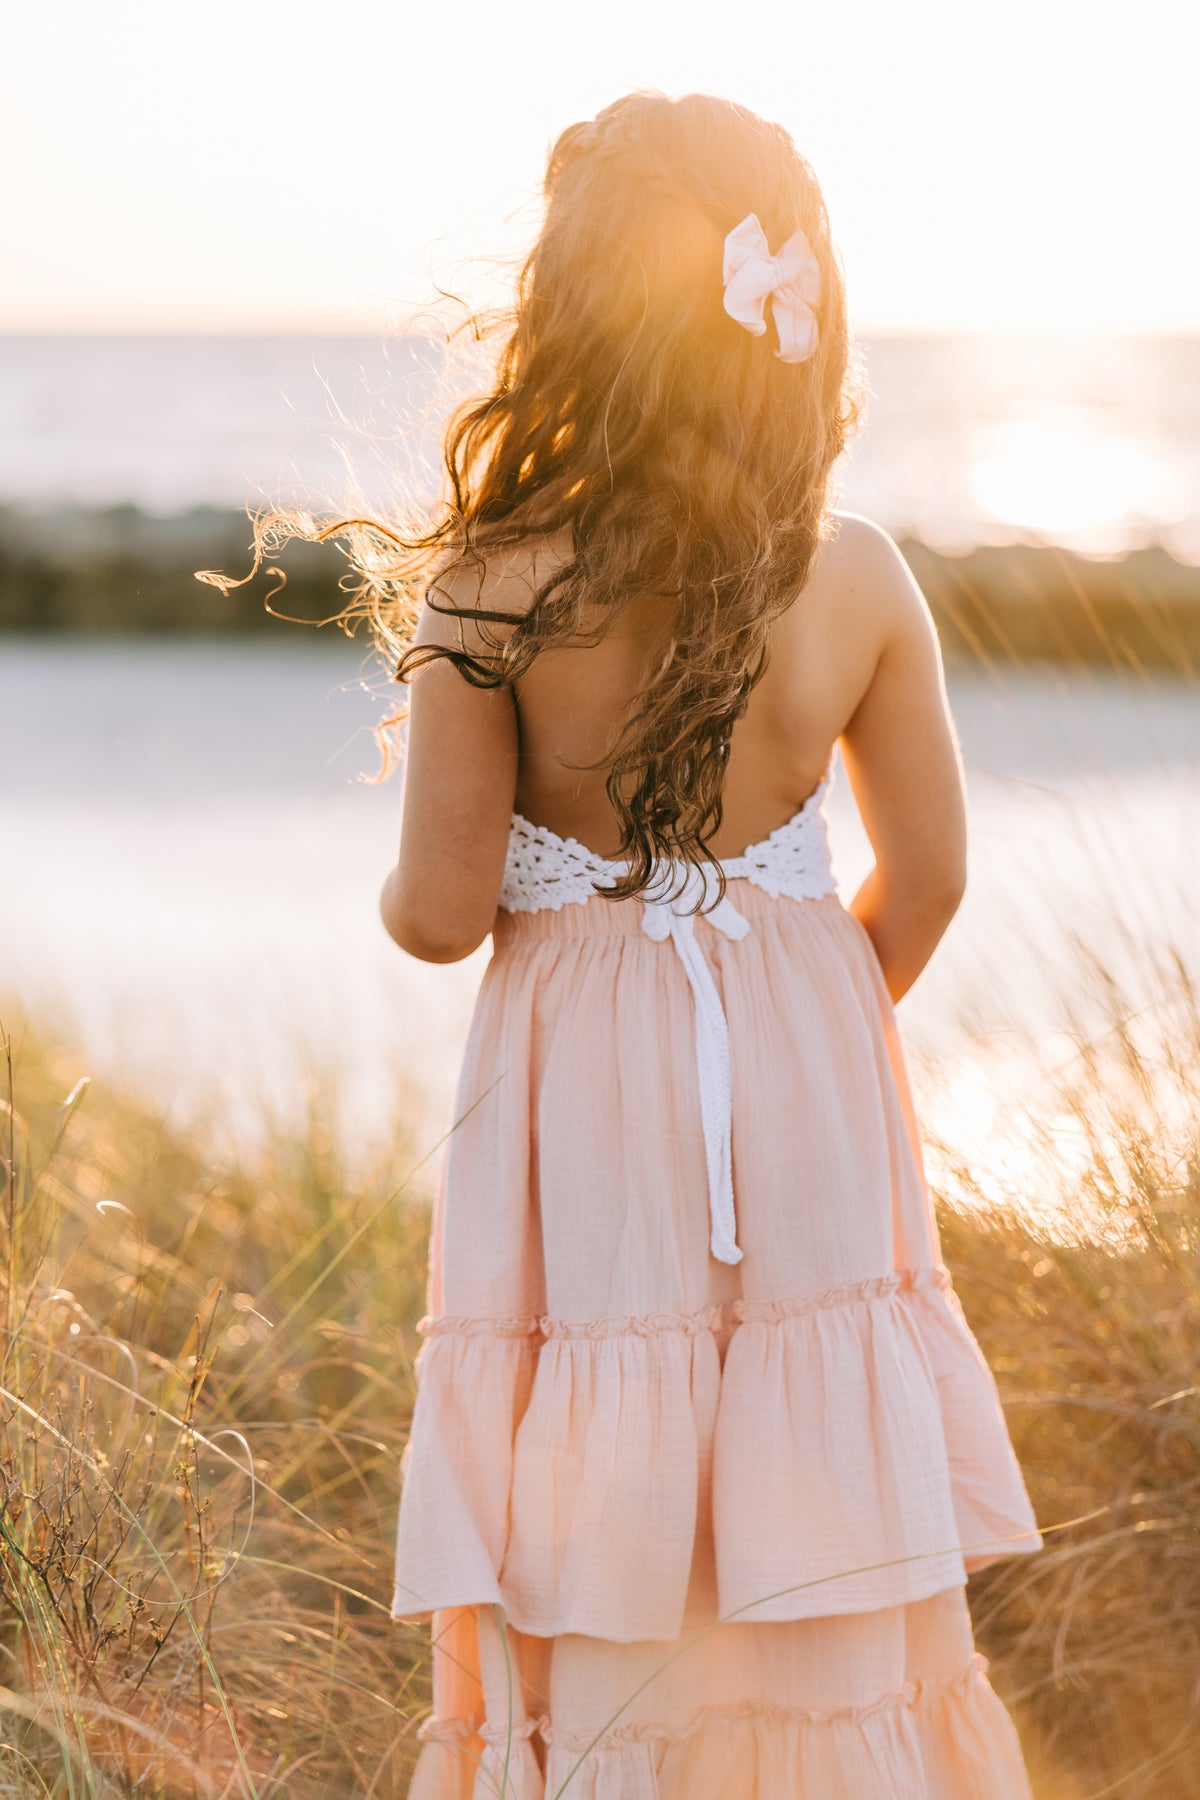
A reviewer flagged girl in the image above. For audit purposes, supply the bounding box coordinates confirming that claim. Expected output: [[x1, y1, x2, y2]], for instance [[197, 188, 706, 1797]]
[[382, 90, 1043, 1798]]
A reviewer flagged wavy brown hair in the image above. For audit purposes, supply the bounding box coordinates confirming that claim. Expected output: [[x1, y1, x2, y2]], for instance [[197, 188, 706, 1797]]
[[208, 90, 864, 904]]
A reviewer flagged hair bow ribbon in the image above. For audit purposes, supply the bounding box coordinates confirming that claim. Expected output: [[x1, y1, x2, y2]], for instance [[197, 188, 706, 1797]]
[[722, 212, 821, 364]]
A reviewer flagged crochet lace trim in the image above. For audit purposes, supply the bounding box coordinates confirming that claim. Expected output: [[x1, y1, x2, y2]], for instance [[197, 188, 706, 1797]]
[[498, 766, 837, 916], [416, 1265, 954, 1342]]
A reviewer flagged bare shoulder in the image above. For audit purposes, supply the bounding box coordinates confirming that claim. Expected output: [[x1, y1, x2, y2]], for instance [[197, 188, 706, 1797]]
[[416, 527, 575, 653], [815, 510, 935, 645], [821, 510, 897, 559]]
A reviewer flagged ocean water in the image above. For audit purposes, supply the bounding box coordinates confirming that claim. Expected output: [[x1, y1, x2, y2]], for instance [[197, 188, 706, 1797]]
[[2, 332, 1199, 557], [1, 639, 1196, 1193]]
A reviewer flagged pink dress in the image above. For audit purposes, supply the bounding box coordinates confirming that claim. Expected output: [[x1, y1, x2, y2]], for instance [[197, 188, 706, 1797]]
[[393, 767, 1044, 1797]]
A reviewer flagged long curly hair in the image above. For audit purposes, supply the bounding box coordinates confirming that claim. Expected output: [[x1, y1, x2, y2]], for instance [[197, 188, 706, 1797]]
[[211, 91, 864, 904]]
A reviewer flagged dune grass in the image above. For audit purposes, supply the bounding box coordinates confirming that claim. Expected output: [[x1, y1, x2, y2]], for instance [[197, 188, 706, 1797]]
[[1, 1015, 434, 1795], [919, 936, 1200, 1798], [2, 945, 1199, 1797]]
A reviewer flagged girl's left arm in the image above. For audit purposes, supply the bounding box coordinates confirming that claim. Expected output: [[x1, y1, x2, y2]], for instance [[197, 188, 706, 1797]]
[[379, 563, 521, 963]]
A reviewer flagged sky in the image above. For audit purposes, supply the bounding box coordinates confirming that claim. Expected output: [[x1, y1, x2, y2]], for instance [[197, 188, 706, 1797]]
[[4, 0, 1198, 336]]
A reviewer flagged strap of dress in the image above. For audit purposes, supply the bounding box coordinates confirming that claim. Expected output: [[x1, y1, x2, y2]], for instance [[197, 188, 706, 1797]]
[[640, 867, 750, 1265]]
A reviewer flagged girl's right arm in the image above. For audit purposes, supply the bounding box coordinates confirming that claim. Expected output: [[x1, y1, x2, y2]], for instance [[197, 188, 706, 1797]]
[[836, 521, 968, 1003]]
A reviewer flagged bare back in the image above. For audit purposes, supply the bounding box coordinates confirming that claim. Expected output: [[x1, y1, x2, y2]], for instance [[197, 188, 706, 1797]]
[[384, 509, 968, 997], [511, 516, 879, 859]]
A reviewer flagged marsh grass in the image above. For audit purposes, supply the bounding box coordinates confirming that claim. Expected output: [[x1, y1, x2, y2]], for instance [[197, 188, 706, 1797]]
[[2, 925, 1199, 1798]]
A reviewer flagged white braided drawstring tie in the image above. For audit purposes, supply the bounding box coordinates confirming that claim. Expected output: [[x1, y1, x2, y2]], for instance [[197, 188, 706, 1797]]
[[640, 864, 750, 1265]]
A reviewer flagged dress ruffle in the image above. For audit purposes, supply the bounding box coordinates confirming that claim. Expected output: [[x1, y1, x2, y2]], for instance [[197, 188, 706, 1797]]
[[409, 1715, 543, 1800], [408, 1647, 1035, 1800], [395, 879, 1042, 1793], [393, 1264, 1042, 1640]]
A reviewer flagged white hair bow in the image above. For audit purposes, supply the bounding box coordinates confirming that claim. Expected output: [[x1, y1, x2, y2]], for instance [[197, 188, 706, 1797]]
[[722, 212, 821, 364]]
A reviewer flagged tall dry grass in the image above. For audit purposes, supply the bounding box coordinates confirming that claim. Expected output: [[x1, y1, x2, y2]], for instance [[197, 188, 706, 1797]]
[[2, 922, 1199, 1798], [921, 932, 1200, 1798], [1, 1015, 434, 1795]]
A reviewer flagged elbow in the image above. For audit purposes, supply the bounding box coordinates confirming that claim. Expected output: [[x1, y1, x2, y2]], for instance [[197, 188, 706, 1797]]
[[399, 932, 485, 965], [923, 861, 967, 918], [877, 859, 967, 922], [380, 906, 487, 963], [930, 864, 967, 923], [379, 870, 491, 963], [932, 853, 967, 902]]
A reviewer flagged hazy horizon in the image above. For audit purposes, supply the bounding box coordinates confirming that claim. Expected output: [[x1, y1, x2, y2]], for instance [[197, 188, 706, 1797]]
[[4, 334, 1198, 559]]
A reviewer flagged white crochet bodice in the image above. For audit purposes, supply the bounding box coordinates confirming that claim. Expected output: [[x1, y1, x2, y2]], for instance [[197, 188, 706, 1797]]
[[497, 765, 839, 1271], [499, 764, 837, 916]]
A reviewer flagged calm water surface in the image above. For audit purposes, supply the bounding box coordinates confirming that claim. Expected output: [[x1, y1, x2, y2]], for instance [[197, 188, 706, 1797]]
[[2, 639, 1197, 1175], [4, 333, 1199, 556]]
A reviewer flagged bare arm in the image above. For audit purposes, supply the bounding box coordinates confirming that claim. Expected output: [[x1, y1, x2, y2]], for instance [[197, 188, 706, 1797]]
[[378, 559, 522, 963], [836, 521, 967, 1003]]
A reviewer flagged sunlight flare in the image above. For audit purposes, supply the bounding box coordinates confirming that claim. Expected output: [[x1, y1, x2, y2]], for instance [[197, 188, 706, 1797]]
[[968, 420, 1186, 551]]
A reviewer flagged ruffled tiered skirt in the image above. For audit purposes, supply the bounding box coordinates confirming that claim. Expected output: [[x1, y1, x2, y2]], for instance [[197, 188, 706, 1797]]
[[394, 884, 1043, 1796]]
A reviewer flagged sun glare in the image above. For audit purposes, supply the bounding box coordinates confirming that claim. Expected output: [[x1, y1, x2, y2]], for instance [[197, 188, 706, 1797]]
[[968, 420, 1186, 553], [917, 1044, 1098, 1241]]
